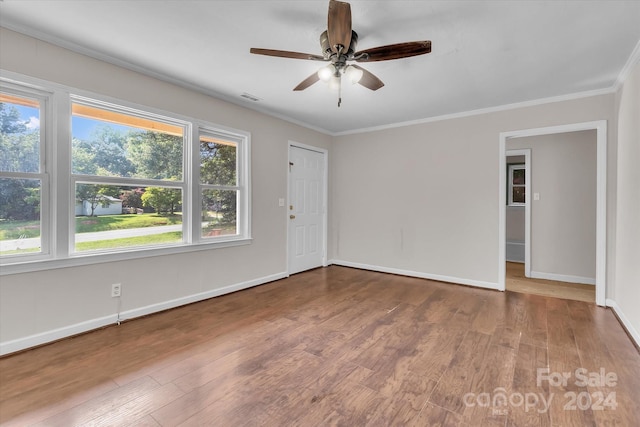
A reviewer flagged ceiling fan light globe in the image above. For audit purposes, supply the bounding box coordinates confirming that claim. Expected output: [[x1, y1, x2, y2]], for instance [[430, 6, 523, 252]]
[[328, 75, 341, 92], [345, 65, 363, 84], [318, 64, 336, 82]]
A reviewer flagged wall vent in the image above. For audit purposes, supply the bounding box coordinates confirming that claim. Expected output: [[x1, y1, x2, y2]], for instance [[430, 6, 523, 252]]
[[240, 93, 261, 102]]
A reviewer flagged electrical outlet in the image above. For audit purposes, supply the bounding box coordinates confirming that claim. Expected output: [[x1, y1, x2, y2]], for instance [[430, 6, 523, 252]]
[[111, 283, 122, 298]]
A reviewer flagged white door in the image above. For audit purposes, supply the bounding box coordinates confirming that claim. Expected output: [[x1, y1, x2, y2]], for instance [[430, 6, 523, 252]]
[[288, 145, 326, 274]]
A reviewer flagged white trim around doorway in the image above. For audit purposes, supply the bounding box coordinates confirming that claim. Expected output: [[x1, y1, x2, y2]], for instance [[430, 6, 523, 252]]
[[498, 120, 607, 306]]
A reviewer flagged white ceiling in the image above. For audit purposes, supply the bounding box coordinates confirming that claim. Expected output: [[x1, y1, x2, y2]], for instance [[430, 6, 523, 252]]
[[1, 1, 639, 135]]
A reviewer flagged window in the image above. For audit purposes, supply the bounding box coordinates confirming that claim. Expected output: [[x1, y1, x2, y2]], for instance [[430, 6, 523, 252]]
[[1, 76, 250, 271], [508, 164, 525, 206], [0, 90, 48, 258], [71, 98, 187, 253], [199, 132, 241, 239]]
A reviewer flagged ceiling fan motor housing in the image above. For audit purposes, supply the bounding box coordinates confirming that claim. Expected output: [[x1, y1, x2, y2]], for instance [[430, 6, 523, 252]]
[[320, 30, 359, 60]]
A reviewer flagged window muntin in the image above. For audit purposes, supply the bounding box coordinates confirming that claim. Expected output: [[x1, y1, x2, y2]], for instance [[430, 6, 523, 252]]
[[0, 92, 45, 257], [71, 98, 187, 254], [508, 164, 525, 206]]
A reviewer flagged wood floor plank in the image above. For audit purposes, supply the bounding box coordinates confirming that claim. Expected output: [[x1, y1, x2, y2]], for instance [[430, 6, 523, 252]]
[[508, 342, 551, 427], [1, 266, 638, 426], [32, 376, 161, 427], [0, 379, 119, 427], [429, 331, 493, 414], [408, 402, 463, 427], [459, 342, 517, 425]]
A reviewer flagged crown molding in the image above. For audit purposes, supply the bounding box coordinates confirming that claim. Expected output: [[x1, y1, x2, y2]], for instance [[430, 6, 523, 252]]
[[333, 87, 615, 136], [2, 23, 635, 138], [614, 39, 640, 92]]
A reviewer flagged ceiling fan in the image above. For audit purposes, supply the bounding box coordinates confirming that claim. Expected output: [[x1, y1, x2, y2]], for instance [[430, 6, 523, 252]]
[[250, 0, 431, 106]]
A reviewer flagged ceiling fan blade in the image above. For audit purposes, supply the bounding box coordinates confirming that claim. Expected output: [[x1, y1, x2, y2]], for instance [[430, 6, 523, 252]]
[[351, 65, 384, 91], [293, 72, 320, 91], [355, 41, 432, 62], [250, 48, 326, 61], [327, 0, 352, 53]]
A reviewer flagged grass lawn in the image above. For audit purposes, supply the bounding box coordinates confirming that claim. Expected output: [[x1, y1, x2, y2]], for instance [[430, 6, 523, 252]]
[[1, 213, 183, 240], [75, 213, 182, 233], [0, 219, 41, 240], [76, 231, 182, 251], [2, 213, 236, 254]]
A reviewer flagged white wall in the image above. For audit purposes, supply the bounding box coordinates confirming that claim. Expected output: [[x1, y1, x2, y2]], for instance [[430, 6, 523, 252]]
[[612, 61, 640, 344], [507, 131, 597, 282], [330, 94, 616, 290], [2, 26, 634, 353], [505, 207, 525, 242], [0, 29, 332, 353]]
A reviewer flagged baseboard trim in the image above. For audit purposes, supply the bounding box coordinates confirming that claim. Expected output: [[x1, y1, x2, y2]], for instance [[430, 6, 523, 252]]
[[328, 259, 500, 291], [606, 298, 640, 350], [506, 241, 525, 263], [530, 270, 595, 286], [0, 271, 287, 356]]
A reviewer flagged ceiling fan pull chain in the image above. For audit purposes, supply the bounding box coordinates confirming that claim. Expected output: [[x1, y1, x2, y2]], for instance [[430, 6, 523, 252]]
[[338, 77, 342, 107]]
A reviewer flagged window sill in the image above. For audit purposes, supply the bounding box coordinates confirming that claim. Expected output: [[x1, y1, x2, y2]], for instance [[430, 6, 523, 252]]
[[0, 237, 252, 276]]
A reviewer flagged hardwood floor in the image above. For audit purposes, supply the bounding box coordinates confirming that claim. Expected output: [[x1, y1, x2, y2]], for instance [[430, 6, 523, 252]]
[[1, 266, 638, 426], [506, 262, 596, 303]]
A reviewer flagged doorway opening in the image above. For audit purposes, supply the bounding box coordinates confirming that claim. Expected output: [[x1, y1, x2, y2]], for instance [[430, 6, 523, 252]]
[[499, 121, 607, 306]]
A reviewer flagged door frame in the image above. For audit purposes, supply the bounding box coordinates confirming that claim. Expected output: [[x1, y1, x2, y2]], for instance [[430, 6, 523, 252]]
[[506, 148, 531, 277], [498, 120, 607, 306], [287, 141, 328, 275]]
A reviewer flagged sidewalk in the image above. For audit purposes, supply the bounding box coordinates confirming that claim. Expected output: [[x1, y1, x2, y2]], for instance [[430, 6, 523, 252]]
[[0, 224, 183, 251]]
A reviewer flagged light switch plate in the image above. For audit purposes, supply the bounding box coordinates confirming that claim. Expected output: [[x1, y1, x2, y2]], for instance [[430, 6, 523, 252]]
[[278, 198, 285, 207], [534, 193, 540, 201]]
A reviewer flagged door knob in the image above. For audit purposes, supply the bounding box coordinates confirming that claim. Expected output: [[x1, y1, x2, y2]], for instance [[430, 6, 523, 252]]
[[290, 215, 296, 219]]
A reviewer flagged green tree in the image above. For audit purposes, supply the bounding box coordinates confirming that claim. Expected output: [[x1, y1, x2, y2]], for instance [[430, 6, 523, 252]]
[[128, 131, 183, 180], [141, 187, 181, 215], [200, 142, 237, 223], [76, 184, 119, 217], [120, 188, 144, 211], [0, 104, 39, 173], [0, 103, 27, 134], [71, 137, 98, 175], [0, 103, 41, 221], [0, 179, 40, 221], [72, 126, 133, 177]]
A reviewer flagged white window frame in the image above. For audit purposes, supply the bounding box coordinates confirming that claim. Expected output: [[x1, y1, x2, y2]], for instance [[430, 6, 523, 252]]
[[0, 72, 251, 275], [195, 127, 250, 243], [508, 164, 526, 207], [0, 82, 53, 264], [69, 95, 192, 256]]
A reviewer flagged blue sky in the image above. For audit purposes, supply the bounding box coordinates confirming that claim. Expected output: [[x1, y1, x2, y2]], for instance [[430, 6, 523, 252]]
[[72, 116, 131, 140], [11, 104, 129, 140], [12, 104, 40, 131]]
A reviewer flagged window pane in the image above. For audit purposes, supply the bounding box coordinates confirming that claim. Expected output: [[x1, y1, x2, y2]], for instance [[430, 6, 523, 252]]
[[72, 103, 184, 180], [512, 168, 525, 185], [200, 137, 237, 186], [74, 184, 182, 252], [0, 94, 40, 173], [201, 189, 237, 237], [0, 178, 41, 256], [512, 186, 525, 204]]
